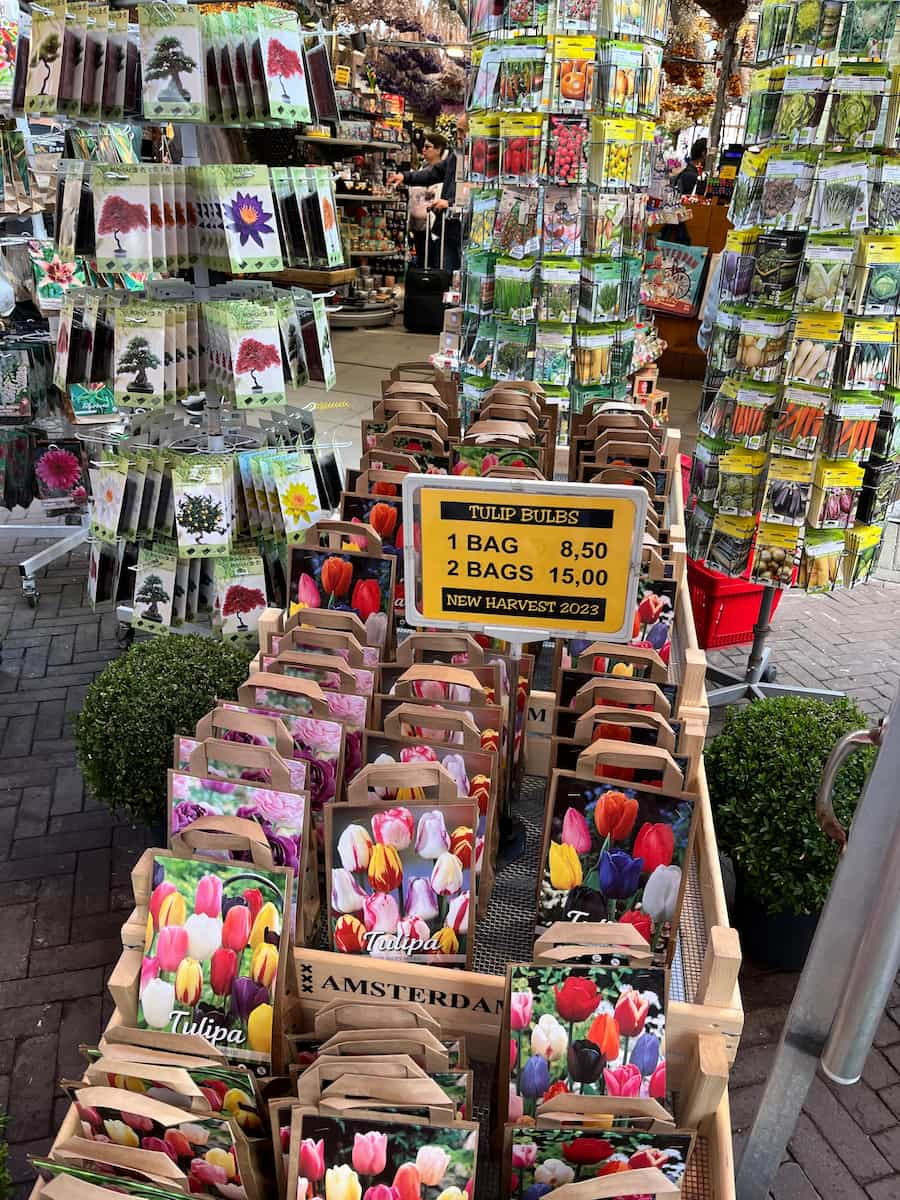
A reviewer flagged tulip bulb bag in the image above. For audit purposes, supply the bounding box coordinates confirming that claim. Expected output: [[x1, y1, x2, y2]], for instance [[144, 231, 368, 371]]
[[286, 1107, 478, 1200], [288, 531, 396, 652], [503, 963, 671, 1125], [536, 769, 695, 957], [325, 798, 479, 969], [137, 853, 292, 1074]]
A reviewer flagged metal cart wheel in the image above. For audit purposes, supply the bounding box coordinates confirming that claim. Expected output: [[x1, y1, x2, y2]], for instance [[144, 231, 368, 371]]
[[761, 664, 777, 683]]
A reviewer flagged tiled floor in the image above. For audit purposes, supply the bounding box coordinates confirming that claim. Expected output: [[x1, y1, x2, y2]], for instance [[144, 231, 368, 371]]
[[0, 323, 898, 1199]]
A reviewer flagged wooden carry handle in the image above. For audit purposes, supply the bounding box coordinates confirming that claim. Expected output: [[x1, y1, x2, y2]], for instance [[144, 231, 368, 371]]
[[376, 396, 432, 416], [543, 1169, 678, 1200], [282, 606, 368, 642], [303, 519, 383, 555], [388, 361, 441, 384], [239, 672, 330, 718], [486, 466, 546, 481], [394, 664, 486, 698], [187, 737, 293, 791], [195, 706, 294, 757], [352, 468, 408, 495], [346, 760, 459, 804], [276, 624, 366, 665], [378, 426, 446, 452], [572, 706, 676, 753], [574, 641, 667, 676], [387, 410, 449, 439], [269, 651, 359, 687], [589, 465, 657, 496], [395, 632, 485, 665], [359, 450, 420, 473], [571, 677, 672, 719], [382, 703, 483, 747], [575, 738, 683, 790], [170, 814, 276, 870]]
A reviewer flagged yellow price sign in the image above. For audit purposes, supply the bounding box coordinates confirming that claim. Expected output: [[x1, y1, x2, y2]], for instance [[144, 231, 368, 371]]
[[407, 479, 646, 640]]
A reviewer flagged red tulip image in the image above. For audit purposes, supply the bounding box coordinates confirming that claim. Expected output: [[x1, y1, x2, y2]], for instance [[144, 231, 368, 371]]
[[368, 502, 398, 539], [542, 1081, 569, 1102], [243, 889, 263, 923], [596, 1161, 630, 1176], [593, 790, 638, 840], [633, 822, 675, 874], [321, 556, 353, 597], [210, 948, 238, 997], [618, 909, 652, 942], [629, 1147, 671, 1170], [449, 826, 474, 867], [149, 881, 177, 928], [393, 1164, 421, 1200], [352, 577, 382, 621], [334, 914, 367, 953], [221, 904, 251, 952], [372, 481, 398, 496], [561, 1137, 614, 1165], [554, 975, 600, 1022], [614, 990, 649, 1037], [649, 1060, 666, 1099]]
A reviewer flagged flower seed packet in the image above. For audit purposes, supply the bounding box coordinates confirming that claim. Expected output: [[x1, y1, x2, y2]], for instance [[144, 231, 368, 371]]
[[506, 963, 669, 1123], [289, 1109, 478, 1200], [537, 772, 694, 953], [26, 3, 65, 114], [507, 1126, 693, 1195], [89, 460, 128, 545], [219, 166, 283, 274], [133, 543, 178, 633], [271, 452, 324, 541], [326, 799, 478, 967], [139, 853, 291, 1073], [257, 4, 310, 123], [140, 4, 206, 122], [93, 165, 152, 274]]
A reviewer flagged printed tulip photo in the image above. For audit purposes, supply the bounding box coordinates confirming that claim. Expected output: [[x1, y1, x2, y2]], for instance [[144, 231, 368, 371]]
[[538, 776, 693, 953], [96, 1061, 263, 1132], [451, 444, 543, 477], [326, 800, 478, 967], [292, 1112, 476, 1200], [507, 964, 667, 1123], [508, 1126, 693, 1195], [139, 855, 290, 1072], [288, 547, 395, 650], [72, 1096, 247, 1200]]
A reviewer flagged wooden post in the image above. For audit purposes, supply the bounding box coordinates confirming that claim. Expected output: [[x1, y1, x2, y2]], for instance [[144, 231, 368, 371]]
[[696, 925, 742, 1006], [679, 1032, 730, 1127]]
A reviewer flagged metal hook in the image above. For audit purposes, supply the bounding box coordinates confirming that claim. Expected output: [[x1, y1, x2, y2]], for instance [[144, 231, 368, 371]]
[[815, 719, 886, 851]]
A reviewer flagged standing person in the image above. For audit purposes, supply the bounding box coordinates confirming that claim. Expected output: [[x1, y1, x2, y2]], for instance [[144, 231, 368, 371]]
[[388, 127, 461, 275], [660, 138, 707, 245]]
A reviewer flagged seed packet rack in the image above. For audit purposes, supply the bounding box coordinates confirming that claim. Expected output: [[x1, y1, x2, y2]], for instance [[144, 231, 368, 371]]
[[689, 0, 900, 602]]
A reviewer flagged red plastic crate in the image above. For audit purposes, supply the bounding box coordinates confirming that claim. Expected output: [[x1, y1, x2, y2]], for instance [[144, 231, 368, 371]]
[[687, 556, 783, 650]]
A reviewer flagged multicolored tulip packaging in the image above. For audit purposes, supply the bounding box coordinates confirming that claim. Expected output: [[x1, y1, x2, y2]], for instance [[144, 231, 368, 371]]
[[459, 0, 671, 444], [688, 0, 900, 592]]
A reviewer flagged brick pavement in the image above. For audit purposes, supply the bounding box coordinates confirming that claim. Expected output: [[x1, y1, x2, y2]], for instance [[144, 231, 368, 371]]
[[0, 530, 899, 1198]]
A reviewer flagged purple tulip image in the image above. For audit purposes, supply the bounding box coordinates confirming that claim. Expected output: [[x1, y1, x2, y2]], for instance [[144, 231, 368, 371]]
[[520, 1054, 551, 1098], [597, 849, 643, 899], [230, 976, 268, 1020], [630, 1032, 660, 1076]]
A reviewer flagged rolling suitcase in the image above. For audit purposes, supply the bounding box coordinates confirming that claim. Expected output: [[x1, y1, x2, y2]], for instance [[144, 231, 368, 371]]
[[403, 214, 450, 335]]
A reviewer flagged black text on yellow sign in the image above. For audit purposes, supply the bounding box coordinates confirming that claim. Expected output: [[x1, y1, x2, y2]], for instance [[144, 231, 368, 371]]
[[419, 488, 641, 635]]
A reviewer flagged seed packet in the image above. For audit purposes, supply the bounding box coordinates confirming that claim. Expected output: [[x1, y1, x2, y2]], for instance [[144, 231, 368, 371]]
[[81, 4, 110, 119], [761, 458, 815, 528], [785, 312, 844, 388], [89, 459, 128, 545], [114, 304, 165, 410], [755, 0, 793, 62], [537, 258, 579, 322], [849, 235, 900, 316], [705, 512, 756, 575], [271, 452, 323, 541], [745, 67, 782, 144], [574, 322, 634, 385], [56, 3, 88, 116], [468, 40, 503, 111], [500, 112, 543, 186], [715, 448, 767, 516], [551, 36, 595, 112], [498, 38, 547, 112], [797, 235, 855, 311], [468, 115, 501, 183], [214, 549, 268, 640], [226, 301, 286, 408], [841, 317, 894, 391], [26, 2, 65, 114], [820, 394, 881, 461], [218, 165, 283, 273], [760, 150, 815, 230], [579, 255, 641, 323], [140, 3, 206, 122], [543, 114, 589, 184], [491, 320, 534, 380], [533, 322, 572, 386], [493, 257, 537, 321], [542, 185, 582, 255], [808, 458, 865, 528], [799, 527, 844, 591], [811, 153, 869, 235], [839, 0, 899, 57], [727, 381, 778, 451], [93, 164, 152, 274], [870, 158, 900, 230], [844, 522, 884, 587], [132, 542, 177, 632], [789, 0, 841, 53], [773, 67, 832, 145], [771, 386, 828, 458], [492, 185, 539, 257], [101, 10, 128, 118], [828, 64, 888, 150], [596, 37, 641, 116], [750, 522, 801, 587], [173, 455, 232, 558], [469, 188, 501, 250], [736, 308, 792, 382]]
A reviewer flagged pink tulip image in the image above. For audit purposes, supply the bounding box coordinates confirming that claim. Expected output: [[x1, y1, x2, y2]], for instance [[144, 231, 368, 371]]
[[510, 990, 534, 1031], [372, 807, 414, 849], [156, 924, 189, 972], [149, 881, 177, 928], [299, 1138, 325, 1182], [364, 1187, 399, 1200], [338, 823, 373, 872], [189, 1159, 228, 1187], [296, 573, 321, 608], [414, 1146, 450, 1187], [331, 868, 368, 913], [194, 874, 222, 918], [508, 1085, 524, 1121], [511, 1144, 538, 1168], [602, 1063, 642, 1097], [363, 892, 400, 934], [560, 807, 592, 854], [352, 1131, 388, 1176], [649, 1060, 666, 1099], [415, 810, 450, 858], [509, 1037, 517, 1070], [140, 956, 160, 990]]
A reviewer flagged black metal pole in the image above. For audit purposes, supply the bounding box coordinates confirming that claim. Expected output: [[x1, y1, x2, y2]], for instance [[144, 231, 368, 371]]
[[746, 584, 776, 684]]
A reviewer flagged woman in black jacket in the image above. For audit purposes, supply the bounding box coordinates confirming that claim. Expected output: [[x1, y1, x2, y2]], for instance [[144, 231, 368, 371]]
[[388, 131, 460, 273]]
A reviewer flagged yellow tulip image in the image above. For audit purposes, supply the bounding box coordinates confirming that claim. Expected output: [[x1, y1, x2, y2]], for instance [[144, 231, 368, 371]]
[[103, 1120, 139, 1147], [250, 942, 278, 988], [158, 891, 187, 926], [247, 1002, 273, 1054], [434, 927, 459, 955], [144, 913, 154, 954], [249, 902, 280, 949], [324, 1164, 362, 1200], [548, 841, 583, 890], [205, 1148, 236, 1179]]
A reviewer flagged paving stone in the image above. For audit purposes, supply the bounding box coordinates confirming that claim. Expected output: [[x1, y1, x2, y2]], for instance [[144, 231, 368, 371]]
[[771, 1161, 824, 1200], [0, 966, 103, 1009], [803, 1077, 893, 1182], [823, 1077, 897, 1136], [874, 1013, 900, 1048], [872, 1126, 900, 1172], [56, 993, 103, 1081], [10, 826, 112, 858], [0, 1002, 61, 1040], [789, 1113, 872, 1200], [32, 875, 74, 949], [0, 902, 33, 981], [71, 847, 111, 917], [0, 878, 38, 904], [6, 1033, 60, 1141], [868, 1179, 900, 1199], [863, 1049, 900, 1092], [29, 936, 121, 977], [1, 712, 35, 757], [14, 786, 52, 838]]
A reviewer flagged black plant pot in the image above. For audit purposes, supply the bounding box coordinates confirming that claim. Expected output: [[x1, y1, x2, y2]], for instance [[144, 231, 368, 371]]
[[735, 892, 821, 972]]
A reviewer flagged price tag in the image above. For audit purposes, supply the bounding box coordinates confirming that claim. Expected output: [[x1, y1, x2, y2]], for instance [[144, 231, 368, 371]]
[[402, 476, 647, 640]]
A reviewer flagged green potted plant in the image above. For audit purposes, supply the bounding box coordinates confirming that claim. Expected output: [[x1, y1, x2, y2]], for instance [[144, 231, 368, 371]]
[[74, 634, 252, 829], [705, 695, 875, 970]]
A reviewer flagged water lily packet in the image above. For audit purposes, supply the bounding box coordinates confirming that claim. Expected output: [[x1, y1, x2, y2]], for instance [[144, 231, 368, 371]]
[[217, 165, 283, 273], [503, 961, 670, 1125]]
